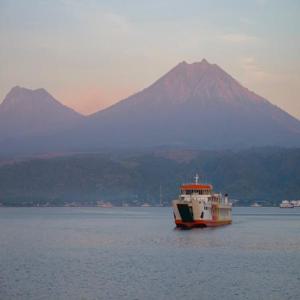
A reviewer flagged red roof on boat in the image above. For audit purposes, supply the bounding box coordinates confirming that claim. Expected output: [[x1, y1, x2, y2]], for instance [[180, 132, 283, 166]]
[[180, 184, 213, 190]]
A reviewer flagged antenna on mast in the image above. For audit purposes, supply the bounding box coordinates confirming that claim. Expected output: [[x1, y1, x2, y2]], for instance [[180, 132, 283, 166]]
[[159, 184, 162, 206]]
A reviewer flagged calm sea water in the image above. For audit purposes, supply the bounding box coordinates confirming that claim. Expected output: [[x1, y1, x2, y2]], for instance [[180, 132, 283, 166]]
[[0, 207, 300, 300]]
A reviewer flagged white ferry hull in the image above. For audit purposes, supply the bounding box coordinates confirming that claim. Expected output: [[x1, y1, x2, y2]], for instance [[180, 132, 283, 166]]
[[172, 189, 232, 228], [279, 204, 294, 208], [172, 175, 232, 229]]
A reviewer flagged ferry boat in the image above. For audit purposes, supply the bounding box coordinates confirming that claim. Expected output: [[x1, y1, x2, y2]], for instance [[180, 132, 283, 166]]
[[172, 175, 232, 228], [291, 200, 300, 207], [279, 200, 294, 208]]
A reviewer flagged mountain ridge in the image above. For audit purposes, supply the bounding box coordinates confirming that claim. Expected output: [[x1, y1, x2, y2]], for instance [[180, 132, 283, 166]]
[[1, 59, 300, 153], [85, 59, 300, 148], [90, 59, 296, 125]]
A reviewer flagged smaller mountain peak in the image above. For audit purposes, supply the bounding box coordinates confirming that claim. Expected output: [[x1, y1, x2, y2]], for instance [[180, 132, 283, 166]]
[[1, 86, 57, 109], [34, 88, 50, 96], [200, 58, 209, 64], [9, 86, 27, 94], [170, 61, 190, 74], [4, 86, 27, 101], [4, 86, 42, 101], [11, 85, 23, 91], [175, 61, 188, 68]]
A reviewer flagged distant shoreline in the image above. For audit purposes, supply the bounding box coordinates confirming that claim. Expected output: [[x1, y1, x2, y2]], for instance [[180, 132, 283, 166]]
[[0, 204, 283, 208]]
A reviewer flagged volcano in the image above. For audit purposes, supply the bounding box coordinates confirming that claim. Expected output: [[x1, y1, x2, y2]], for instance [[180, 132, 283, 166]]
[[85, 59, 300, 148]]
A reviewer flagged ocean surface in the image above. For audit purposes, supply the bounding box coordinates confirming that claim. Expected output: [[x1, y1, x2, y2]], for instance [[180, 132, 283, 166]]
[[0, 207, 299, 300]]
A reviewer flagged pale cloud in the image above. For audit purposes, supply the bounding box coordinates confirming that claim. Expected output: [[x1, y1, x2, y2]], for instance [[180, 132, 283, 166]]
[[240, 56, 272, 82], [220, 33, 258, 44], [240, 56, 299, 87], [57, 0, 134, 39], [239, 56, 300, 119], [239, 56, 297, 86], [240, 56, 300, 91]]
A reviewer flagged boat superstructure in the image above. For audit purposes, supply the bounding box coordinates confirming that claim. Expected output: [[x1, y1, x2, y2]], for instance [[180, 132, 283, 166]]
[[291, 200, 300, 207], [279, 200, 294, 208], [172, 175, 232, 228]]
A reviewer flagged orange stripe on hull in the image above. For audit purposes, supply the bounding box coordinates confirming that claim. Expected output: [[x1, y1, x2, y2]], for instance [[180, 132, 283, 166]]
[[175, 219, 232, 228]]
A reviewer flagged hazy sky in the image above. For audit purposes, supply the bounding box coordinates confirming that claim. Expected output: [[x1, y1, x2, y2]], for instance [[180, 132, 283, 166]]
[[1, 0, 299, 118]]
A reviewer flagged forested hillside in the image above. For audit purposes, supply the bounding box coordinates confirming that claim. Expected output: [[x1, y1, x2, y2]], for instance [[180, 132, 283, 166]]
[[0, 148, 299, 206]]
